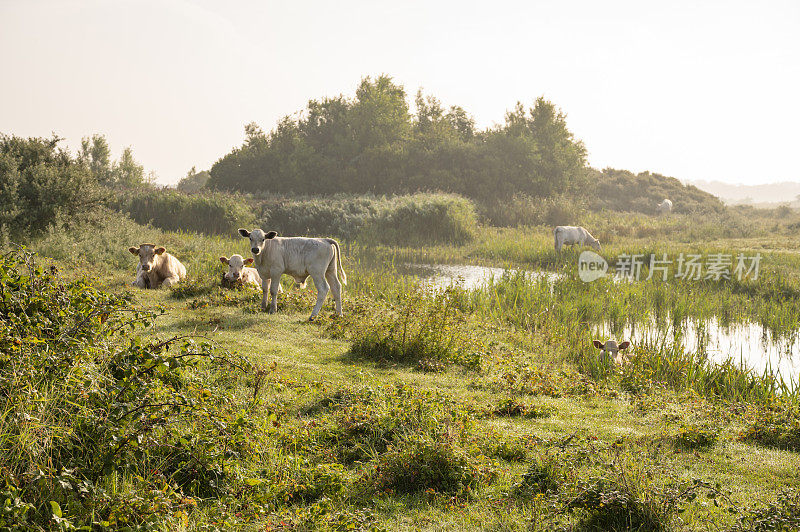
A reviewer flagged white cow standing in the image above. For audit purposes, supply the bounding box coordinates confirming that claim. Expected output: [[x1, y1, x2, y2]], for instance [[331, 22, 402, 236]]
[[128, 244, 187, 288], [554, 226, 601, 252], [657, 199, 673, 215], [238, 228, 346, 321]]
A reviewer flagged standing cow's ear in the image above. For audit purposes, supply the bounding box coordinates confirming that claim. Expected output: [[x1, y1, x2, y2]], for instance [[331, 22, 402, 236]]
[[265, 231, 277, 239], [619, 341, 631, 350], [244, 258, 254, 265], [238, 228, 250, 238], [128, 247, 139, 255], [155, 247, 166, 255], [219, 256, 229, 265], [592, 340, 605, 349]]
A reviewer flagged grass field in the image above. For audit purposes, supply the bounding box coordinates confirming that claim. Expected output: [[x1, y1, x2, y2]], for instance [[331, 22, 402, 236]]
[[5, 210, 800, 530]]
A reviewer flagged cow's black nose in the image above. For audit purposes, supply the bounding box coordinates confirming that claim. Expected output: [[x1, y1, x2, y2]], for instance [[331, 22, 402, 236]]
[[251, 248, 259, 254], [142, 265, 150, 271]]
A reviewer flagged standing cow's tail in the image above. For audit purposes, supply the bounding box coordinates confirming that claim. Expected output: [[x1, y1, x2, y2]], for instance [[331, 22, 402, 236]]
[[326, 238, 347, 285]]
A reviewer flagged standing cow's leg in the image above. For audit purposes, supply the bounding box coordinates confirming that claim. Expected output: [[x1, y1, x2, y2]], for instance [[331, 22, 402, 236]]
[[326, 265, 342, 317], [268, 275, 281, 314], [309, 272, 329, 321], [261, 277, 271, 312]]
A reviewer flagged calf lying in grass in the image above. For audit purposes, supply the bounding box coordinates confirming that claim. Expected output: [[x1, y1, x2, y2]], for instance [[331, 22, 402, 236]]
[[220, 254, 261, 288], [593, 339, 631, 365]]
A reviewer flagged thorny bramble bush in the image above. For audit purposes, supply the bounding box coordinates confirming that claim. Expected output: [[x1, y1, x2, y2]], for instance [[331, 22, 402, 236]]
[[0, 247, 253, 528], [731, 488, 800, 531], [738, 405, 800, 452], [669, 422, 720, 450]]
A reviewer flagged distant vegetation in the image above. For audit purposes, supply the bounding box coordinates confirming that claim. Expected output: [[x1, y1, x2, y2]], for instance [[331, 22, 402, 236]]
[[590, 168, 725, 215], [258, 193, 477, 245], [119, 189, 255, 236], [207, 76, 589, 203]]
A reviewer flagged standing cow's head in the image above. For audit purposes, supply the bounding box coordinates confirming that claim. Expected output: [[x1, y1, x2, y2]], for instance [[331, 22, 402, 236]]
[[238, 228, 277, 256], [588, 238, 601, 252], [220, 254, 254, 280], [592, 339, 631, 364], [128, 244, 165, 272]]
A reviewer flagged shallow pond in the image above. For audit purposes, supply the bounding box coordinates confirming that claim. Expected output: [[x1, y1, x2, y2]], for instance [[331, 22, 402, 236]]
[[595, 318, 800, 385], [403, 262, 800, 386], [398, 263, 559, 290]]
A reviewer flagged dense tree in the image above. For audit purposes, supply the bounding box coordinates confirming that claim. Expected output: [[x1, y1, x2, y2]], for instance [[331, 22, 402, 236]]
[[0, 134, 105, 235], [111, 146, 145, 187], [176, 166, 211, 193], [206, 76, 589, 203]]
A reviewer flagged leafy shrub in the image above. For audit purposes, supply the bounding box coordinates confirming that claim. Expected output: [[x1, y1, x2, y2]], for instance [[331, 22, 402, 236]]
[[732, 489, 800, 531], [670, 422, 720, 450], [258, 192, 477, 245], [258, 194, 384, 240], [287, 384, 475, 465], [478, 434, 531, 462], [346, 287, 479, 368], [590, 168, 725, 215], [516, 453, 563, 496], [481, 194, 585, 228], [360, 193, 477, 246], [739, 406, 800, 451], [120, 189, 255, 235], [0, 247, 251, 527], [492, 398, 555, 419], [365, 437, 496, 495], [0, 134, 105, 237], [566, 462, 729, 531]]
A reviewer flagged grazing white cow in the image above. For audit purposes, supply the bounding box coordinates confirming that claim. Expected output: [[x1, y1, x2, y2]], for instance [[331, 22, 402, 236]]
[[128, 244, 186, 288], [593, 339, 631, 365], [238, 228, 347, 321], [657, 199, 673, 215], [220, 254, 265, 288], [554, 226, 601, 252]]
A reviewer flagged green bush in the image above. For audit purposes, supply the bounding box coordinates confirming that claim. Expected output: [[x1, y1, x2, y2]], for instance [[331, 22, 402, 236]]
[[120, 189, 255, 235], [0, 247, 251, 527], [739, 406, 800, 451], [480, 194, 585, 228], [0, 134, 105, 237], [516, 453, 563, 495], [258, 192, 477, 245], [590, 168, 725, 215], [732, 489, 800, 531], [346, 287, 479, 368], [360, 193, 477, 246], [670, 422, 719, 450], [286, 384, 474, 465], [365, 437, 495, 495], [258, 194, 383, 240], [492, 398, 555, 419]]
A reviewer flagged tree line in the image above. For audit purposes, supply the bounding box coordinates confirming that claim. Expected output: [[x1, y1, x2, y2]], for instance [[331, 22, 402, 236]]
[[206, 75, 589, 201]]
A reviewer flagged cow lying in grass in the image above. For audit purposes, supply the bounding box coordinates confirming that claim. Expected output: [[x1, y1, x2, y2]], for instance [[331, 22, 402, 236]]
[[239, 228, 346, 321], [128, 244, 186, 288], [593, 339, 631, 365], [554, 226, 601, 252]]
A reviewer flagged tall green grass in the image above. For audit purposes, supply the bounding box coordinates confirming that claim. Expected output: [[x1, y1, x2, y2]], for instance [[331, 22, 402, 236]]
[[258, 192, 477, 245], [119, 189, 256, 235]]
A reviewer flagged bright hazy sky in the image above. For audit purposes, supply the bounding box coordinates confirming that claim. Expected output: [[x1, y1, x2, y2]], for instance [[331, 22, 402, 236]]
[[1, 0, 798, 186]]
